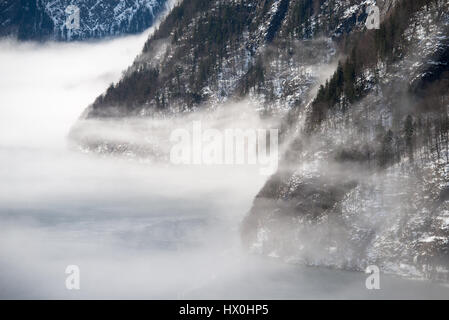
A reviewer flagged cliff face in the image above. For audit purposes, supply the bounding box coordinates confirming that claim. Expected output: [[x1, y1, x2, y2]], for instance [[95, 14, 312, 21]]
[[70, 0, 449, 280], [83, 0, 383, 118], [0, 0, 168, 41], [243, 0, 449, 280]]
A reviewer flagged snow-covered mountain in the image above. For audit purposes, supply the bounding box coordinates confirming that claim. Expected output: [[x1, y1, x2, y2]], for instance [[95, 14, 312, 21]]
[[82, 0, 381, 117], [242, 0, 449, 281], [0, 0, 169, 41], [71, 0, 449, 281]]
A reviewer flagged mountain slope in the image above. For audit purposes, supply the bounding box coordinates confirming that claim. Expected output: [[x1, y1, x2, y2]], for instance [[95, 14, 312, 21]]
[[0, 0, 169, 41], [71, 0, 449, 280], [84, 0, 384, 118], [242, 0, 449, 280]]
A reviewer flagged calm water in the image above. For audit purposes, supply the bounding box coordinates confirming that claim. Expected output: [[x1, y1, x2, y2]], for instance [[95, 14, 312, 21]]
[[0, 34, 448, 300]]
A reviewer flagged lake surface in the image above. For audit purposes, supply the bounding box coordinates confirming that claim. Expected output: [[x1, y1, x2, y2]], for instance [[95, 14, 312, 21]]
[[0, 33, 448, 300]]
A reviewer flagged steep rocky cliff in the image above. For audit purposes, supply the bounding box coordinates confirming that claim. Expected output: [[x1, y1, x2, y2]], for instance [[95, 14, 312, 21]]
[[84, 0, 384, 118], [243, 0, 449, 280]]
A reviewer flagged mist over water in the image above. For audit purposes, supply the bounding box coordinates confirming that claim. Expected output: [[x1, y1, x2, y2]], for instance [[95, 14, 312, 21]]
[[0, 33, 448, 299]]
